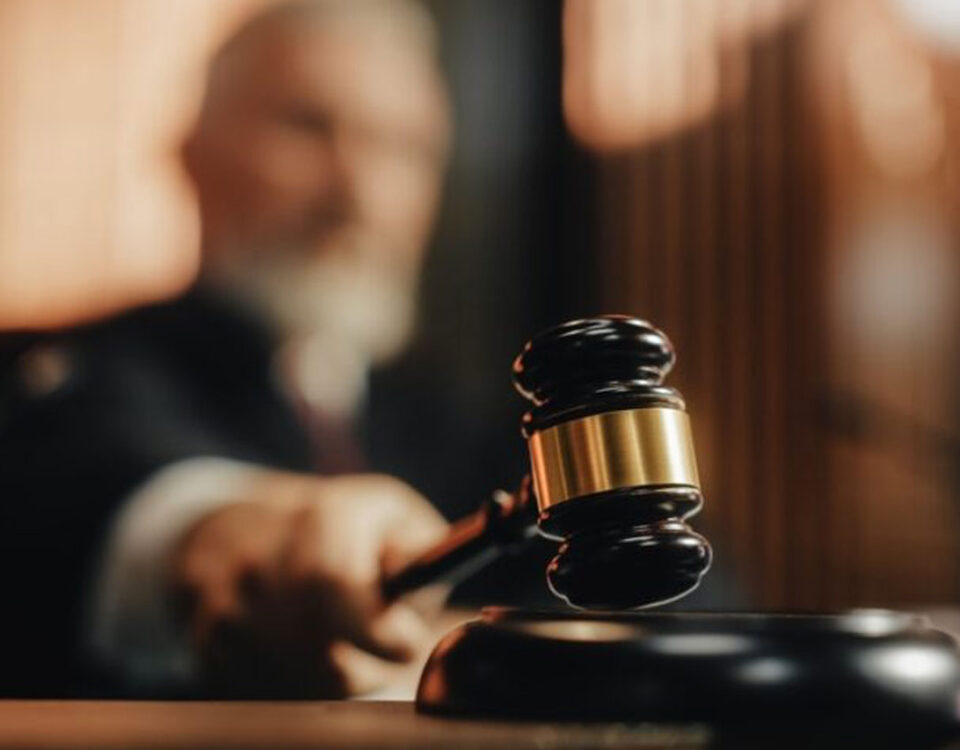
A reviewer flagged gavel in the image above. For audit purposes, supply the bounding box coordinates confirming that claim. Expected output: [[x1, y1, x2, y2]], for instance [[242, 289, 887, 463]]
[[406, 316, 960, 737], [382, 315, 712, 609]]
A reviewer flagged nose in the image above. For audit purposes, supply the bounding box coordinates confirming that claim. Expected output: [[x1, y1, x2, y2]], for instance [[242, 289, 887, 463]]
[[313, 133, 356, 224], [326, 126, 392, 230]]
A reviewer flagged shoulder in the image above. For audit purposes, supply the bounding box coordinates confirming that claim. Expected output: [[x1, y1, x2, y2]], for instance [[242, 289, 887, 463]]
[[3, 287, 275, 390], [0, 290, 244, 409]]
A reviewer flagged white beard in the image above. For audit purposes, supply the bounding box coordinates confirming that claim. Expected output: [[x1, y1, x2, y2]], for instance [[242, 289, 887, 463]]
[[205, 236, 419, 417]]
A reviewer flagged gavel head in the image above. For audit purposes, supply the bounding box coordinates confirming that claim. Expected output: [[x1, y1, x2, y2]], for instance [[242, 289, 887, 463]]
[[513, 315, 712, 610]]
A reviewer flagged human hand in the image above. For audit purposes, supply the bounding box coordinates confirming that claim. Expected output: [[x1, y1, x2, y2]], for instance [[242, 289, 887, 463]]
[[171, 472, 449, 698]]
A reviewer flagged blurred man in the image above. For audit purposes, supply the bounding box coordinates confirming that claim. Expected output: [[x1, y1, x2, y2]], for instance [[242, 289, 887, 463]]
[[0, 0, 451, 697]]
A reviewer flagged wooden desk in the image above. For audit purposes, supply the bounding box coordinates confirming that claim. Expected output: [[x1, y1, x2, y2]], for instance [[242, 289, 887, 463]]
[[0, 701, 708, 750], [5, 609, 960, 748]]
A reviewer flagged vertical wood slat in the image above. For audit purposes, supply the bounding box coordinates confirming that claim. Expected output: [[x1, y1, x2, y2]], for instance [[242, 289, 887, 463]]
[[753, 30, 787, 608], [596, 8, 960, 609], [691, 116, 722, 560], [594, 22, 834, 609]]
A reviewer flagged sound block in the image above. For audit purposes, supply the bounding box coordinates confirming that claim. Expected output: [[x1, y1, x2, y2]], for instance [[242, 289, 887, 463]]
[[417, 608, 960, 742]]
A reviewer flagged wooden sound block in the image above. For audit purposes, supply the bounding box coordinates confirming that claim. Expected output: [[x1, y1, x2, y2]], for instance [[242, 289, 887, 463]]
[[416, 608, 960, 745]]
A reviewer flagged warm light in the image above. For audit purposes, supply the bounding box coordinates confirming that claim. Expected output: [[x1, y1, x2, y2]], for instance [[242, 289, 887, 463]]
[[833, 206, 958, 354], [651, 633, 752, 656], [737, 657, 797, 685], [563, 0, 808, 151], [846, 21, 944, 179], [860, 645, 956, 685], [0, 0, 273, 330], [520, 619, 639, 642], [891, 0, 960, 54]]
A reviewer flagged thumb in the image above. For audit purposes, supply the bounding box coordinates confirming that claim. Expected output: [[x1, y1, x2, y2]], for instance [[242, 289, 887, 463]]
[[345, 602, 430, 663], [378, 500, 450, 577]]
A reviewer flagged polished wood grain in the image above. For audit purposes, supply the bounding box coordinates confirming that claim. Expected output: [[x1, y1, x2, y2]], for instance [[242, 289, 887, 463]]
[[0, 701, 707, 750]]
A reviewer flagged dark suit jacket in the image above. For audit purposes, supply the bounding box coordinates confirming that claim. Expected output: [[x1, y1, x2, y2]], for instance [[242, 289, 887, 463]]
[[0, 289, 315, 696]]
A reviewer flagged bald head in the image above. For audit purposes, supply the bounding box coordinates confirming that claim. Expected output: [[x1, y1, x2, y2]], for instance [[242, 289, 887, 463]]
[[184, 0, 450, 261], [208, 0, 442, 114]]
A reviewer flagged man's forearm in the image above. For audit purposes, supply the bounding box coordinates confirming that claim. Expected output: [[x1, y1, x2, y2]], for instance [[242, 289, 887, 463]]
[[86, 457, 273, 690]]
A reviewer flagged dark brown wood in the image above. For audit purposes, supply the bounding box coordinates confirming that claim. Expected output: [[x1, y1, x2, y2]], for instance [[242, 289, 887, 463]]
[[0, 700, 707, 750], [416, 609, 960, 747]]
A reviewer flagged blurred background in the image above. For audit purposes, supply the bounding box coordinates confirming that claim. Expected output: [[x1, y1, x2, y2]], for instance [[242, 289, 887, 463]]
[[3, 0, 960, 615]]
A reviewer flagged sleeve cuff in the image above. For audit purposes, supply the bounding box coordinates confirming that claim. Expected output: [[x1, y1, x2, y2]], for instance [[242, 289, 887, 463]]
[[86, 457, 271, 689]]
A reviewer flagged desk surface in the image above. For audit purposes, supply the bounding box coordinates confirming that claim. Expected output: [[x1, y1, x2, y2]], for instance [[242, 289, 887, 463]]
[[5, 610, 960, 748], [0, 700, 708, 750]]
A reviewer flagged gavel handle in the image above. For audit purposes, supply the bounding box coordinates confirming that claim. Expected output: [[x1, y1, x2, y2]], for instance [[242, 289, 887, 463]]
[[381, 478, 538, 601]]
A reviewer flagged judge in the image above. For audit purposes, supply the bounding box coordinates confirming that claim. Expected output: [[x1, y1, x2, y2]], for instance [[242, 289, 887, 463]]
[[0, 0, 452, 698]]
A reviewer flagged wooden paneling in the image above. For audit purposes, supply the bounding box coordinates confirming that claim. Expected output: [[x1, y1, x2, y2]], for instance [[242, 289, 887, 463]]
[[0, 701, 707, 750], [595, 17, 874, 610], [595, 1, 960, 609]]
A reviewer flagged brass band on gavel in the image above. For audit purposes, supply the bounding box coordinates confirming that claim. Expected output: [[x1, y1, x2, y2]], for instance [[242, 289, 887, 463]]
[[526, 407, 700, 512]]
